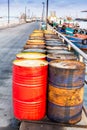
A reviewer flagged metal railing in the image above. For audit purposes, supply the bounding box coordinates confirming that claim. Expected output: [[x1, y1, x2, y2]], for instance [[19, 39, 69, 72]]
[[48, 24, 87, 61]]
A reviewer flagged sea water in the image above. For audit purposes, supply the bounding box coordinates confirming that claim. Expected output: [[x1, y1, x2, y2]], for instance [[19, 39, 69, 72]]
[[0, 17, 20, 26], [78, 21, 87, 29]]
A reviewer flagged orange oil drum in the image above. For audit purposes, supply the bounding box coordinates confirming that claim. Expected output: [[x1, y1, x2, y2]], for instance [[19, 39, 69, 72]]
[[26, 39, 45, 45], [29, 33, 44, 40], [16, 52, 46, 60], [33, 30, 43, 33], [23, 44, 45, 49], [12, 59, 48, 120]]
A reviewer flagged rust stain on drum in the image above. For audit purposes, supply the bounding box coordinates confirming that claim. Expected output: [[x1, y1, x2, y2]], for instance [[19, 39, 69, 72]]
[[48, 84, 84, 106], [49, 60, 85, 88]]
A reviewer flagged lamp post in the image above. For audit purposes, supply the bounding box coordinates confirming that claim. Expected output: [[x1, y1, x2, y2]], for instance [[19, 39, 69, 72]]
[[28, 9, 30, 18], [8, 0, 10, 24], [42, 2, 45, 22], [46, 0, 49, 29]]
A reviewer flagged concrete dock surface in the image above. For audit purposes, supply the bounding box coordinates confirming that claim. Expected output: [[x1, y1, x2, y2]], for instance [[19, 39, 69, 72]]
[[0, 22, 39, 130], [0, 21, 87, 130]]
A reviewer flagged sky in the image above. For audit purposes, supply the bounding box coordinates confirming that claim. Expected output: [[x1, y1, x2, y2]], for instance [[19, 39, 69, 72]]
[[0, 0, 87, 18]]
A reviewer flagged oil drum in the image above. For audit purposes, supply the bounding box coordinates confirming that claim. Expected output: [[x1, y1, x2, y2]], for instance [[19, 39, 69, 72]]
[[33, 30, 43, 33], [12, 59, 48, 120], [46, 50, 74, 55], [46, 40, 64, 46], [29, 33, 44, 40], [16, 52, 46, 60], [46, 46, 68, 50], [45, 34, 58, 40], [49, 60, 85, 87], [47, 101, 83, 124], [21, 49, 46, 54], [47, 60, 85, 124], [44, 30, 58, 39], [47, 54, 77, 62], [23, 44, 45, 49], [26, 39, 45, 45]]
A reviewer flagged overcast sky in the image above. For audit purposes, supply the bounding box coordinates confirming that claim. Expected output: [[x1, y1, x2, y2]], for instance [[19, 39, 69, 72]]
[[0, 0, 87, 18]]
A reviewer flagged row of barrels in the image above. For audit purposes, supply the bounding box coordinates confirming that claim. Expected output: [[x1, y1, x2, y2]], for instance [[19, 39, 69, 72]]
[[12, 29, 85, 124]]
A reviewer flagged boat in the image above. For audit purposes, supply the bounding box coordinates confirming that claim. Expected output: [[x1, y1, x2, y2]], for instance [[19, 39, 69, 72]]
[[57, 24, 87, 50]]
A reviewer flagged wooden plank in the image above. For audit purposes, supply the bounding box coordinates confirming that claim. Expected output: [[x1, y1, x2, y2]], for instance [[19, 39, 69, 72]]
[[19, 108, 87, 130], [20, 122, 66, 130]]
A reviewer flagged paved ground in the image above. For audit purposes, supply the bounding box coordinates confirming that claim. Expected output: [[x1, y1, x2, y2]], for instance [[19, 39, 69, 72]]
[[0, 22, 40, 129], [0, 21, 87, 130]]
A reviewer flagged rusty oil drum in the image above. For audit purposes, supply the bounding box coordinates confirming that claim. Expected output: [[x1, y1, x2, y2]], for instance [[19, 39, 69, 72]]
[[47, 60, 85, 124], [47, 54, 77, 62], [26, 39, 45, 45], [44, 30, 58, 39], [12, 59, 48, 120], [16, 52, 46, 60], [47, 84, 84, 124], [46, 50, 74, 55], [48, 60, 85, 88], [46, 46, 68, 51], [47, 101, 83, 124], [45, 34, 58, 40], [46, 40, 64, 46]]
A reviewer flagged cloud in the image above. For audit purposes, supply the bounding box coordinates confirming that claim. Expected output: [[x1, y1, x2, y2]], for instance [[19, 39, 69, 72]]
[[0, 0, 87, 18]]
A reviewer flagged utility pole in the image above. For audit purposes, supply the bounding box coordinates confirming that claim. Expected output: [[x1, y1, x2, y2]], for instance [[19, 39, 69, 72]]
[[28, 9, 30, 18], [42, 2, 45, 22], [25, 6, 27, 22], [46, 0, 49, 29], [8, 0, 10, 24]]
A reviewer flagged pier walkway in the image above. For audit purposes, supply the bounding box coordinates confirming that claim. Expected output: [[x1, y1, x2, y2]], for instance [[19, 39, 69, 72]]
[[0, 22, 40, 130], [0, 21, 87, 130]]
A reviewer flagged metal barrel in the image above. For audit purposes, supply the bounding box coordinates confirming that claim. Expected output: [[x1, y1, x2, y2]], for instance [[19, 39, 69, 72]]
[[29, 32, 44, 40], [46, 46, 68, 50], [21, 49, 46, 54], [47, 60, 85, 124], [23, 44, 46, 49], [33, 30, 43, 33], [46, 40, 64, 46], [47, 101, 83, 124], [26, 39, 45, 45], [44, 30, 58, 39], [46, 50, 74, 55], [48, 84, 84, 107], [45, 34, 59, 40], [49, 60, 85, 88], [12, 59, 48, 120], [16, 52, 46, 60], [47, 54, 77, 62]]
